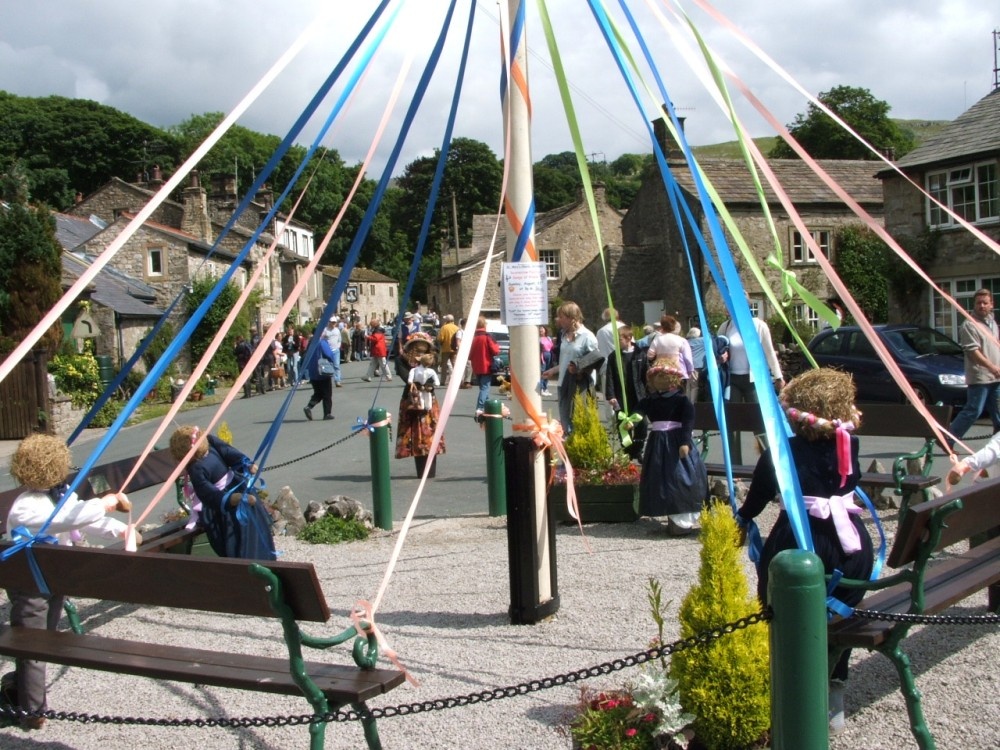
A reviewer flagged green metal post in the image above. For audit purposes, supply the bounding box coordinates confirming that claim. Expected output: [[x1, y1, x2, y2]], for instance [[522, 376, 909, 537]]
[[485, 398, 507, 516], [369, 407, 392, 531], [769, 549, 829, 750]]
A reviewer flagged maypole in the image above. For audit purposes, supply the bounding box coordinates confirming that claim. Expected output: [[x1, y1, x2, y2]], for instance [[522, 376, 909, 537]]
[[503, 0, 555, 618]]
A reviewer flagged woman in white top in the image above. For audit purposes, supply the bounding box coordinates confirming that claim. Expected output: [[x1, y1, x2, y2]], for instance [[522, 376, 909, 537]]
[[541, 301, 599, 435]]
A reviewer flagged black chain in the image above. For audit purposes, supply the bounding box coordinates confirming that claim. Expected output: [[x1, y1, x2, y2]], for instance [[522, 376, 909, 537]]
[[851, 607, 1000, 625], [265, 427, 365, 470], [0, 610, 771, 729]]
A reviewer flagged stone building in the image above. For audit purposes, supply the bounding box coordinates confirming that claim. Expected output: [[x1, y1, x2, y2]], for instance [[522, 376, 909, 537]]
[[426, 184, 624, 324], [610, 118, 884, 331], [66, 170, 328, 359], [878, 88, 1000, 333], [320, 265, 399, 326]]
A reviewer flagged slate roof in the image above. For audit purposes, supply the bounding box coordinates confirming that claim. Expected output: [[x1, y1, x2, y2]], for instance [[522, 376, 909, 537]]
[[672, 158, 882, 206], [62, 251, 163, 318], [888, 88, 1000, 171], [322, 265, 397, 283]]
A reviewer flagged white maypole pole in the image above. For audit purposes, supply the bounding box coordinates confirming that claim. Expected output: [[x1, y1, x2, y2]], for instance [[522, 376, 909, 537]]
[[503, 0, 553, 615]]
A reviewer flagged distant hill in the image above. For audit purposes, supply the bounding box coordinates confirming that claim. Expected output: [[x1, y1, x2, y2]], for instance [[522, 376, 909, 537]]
[[691, 119, 950, 160]]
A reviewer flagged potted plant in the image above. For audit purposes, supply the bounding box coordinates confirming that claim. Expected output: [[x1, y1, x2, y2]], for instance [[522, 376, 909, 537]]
[[550, 392, 640, 523]]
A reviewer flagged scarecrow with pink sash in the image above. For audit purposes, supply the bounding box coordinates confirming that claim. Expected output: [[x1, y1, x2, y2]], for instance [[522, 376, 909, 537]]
[[169, 426, 276, 561], [736, 368, 873, 735]]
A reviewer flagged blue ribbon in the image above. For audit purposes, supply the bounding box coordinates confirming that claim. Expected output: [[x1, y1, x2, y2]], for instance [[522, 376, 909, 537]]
[[590, 0, 812, 554], [4, 527, 58, 596], [352, 416, 375, 435]]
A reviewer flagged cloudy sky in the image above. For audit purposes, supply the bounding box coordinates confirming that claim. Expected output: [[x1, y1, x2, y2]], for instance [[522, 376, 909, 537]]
[[0, 0, 996, 176]]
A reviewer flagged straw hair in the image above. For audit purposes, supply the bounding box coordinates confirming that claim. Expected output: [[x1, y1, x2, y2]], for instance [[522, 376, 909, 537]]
[[169, 425, 209, 463], [10, 433, 71, 490], [646, 355, 684, 393], [418, 352, 436, 367], [780, 368, 862, 441]]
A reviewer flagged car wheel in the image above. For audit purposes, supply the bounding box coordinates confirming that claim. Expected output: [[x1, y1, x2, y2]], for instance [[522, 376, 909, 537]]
[[908, 385, 931, 406]]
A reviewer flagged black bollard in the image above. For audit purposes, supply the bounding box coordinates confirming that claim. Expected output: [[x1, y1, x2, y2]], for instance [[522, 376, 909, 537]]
[[503, 436, 559, 624]]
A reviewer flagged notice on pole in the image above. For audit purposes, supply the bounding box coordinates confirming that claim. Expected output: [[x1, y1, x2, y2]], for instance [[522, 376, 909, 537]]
[[500, 262, 548, 326]]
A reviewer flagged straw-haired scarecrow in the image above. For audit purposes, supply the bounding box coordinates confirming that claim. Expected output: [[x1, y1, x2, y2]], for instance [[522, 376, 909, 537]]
[[736, 368, 873, 734]]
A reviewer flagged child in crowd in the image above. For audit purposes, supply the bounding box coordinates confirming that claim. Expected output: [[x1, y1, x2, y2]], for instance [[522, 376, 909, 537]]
[[363, 319, 391, 382], [2, 434, 137, 730], [169, 426, 276, 561], [736, 368, 873, 735], [634, 356, 708, 535]]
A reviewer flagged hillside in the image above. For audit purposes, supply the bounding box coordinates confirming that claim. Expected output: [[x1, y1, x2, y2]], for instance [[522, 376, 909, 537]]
[[691, 119, 949, 160]]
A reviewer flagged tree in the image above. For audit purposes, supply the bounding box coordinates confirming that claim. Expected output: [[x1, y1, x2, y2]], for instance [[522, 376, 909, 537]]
[[185, 274, 261, 379], [769, 85, 915, 160], [833, 225, 888, 322], [0, 170, 64, 354], [0, 92, 180, 209]]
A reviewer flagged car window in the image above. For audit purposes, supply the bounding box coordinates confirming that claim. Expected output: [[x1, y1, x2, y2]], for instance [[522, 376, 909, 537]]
[[812, 331, 845, 355], [847, 332, 875, 358]]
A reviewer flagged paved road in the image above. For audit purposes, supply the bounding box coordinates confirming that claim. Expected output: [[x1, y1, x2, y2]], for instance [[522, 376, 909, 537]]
[[1, 359, 986, 524]]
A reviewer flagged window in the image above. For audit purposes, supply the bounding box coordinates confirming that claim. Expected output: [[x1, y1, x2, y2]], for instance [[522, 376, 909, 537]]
[[931, 276, 1000, 339], [147, 247, 164, 277], [793, 303, 820, 331], [926, 161, 999, 227], [748, 299, 760, 318], [538, 248, 561, 279], [790, 229, 832, 264], [370, 284, 376, 295]]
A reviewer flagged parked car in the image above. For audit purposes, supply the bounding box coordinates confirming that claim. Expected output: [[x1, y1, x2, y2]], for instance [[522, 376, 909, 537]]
[[806, 324, 966, 407]]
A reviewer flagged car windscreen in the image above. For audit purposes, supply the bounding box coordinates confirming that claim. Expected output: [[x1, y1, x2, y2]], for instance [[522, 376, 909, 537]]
[[884, 329, 963, 358]]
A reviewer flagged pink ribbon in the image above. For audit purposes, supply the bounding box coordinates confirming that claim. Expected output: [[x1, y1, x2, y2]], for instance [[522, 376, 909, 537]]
[[648, 420, 682, 432], [350, 599, 419, 686], [835, 425, 852, 489], [798, 494, 863, 554]]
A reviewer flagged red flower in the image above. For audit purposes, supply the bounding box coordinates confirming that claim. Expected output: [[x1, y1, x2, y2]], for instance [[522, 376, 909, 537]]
[[625, 728, 638, 737], [644, 712, 657, 722]]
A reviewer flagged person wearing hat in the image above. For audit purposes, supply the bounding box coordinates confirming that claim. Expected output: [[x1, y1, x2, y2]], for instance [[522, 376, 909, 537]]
[[634, 356, 708, 535], [736, 368, 873, 735], [394, 332, 446, 476]]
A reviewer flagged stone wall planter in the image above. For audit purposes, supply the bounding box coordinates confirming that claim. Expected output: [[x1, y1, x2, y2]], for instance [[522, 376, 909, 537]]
[[550, 483, 639, 524]]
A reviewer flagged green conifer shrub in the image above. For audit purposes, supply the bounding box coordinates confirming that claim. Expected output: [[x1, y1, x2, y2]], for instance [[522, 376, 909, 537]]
[[670, 504, 770, 749], [565, 391, 613, 471]]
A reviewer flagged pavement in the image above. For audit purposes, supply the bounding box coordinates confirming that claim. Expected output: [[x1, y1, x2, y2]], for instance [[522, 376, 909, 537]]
[[0, 359, 985, 524]]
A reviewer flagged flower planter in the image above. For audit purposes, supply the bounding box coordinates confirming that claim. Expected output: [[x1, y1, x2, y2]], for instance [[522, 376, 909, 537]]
[[550, 483, 639, 524]]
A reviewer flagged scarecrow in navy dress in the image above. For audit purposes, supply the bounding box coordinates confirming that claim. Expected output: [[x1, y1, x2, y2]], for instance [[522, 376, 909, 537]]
[[169, 425, 276, 560], [635, 356, 708, 535]]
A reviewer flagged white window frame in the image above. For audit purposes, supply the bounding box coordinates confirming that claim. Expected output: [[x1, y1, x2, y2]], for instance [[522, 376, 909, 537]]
[[538, 248, 561, 280], [926, 160, 999, 227], [790, 229, 832, 264], [930, 276, 1000, 339], [792, 303, 820, 331], [146, 247, 164, 277]]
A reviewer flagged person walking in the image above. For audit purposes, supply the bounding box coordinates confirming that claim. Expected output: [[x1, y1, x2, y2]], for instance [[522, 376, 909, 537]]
[[685, 326, 705, 403], [605, 325, 646, 460], [949, 288, 1000, 444], [363, 319, 392, 382], [541, 301, 600, 435], [469, 315, 500, 420], [595, 307, 620, 392], [234, 334, 254, 399], [351, 321, 368, 361], [282, 324, 301, 384], [303, 328, 337, 420], [437, 314, 460, 385]]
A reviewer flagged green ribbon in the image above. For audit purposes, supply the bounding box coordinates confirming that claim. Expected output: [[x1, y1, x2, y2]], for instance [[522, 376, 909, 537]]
[[616, 411, 644, 449]]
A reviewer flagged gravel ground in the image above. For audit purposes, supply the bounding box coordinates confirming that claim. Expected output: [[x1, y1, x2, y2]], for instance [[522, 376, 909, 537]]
[[1, 510, 998, 750]]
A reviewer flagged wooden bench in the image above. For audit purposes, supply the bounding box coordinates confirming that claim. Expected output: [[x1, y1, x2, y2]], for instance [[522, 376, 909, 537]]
[[826, 476, 1000, 749], [0, 543, 405, 749], [1, 447, 201, 554], [693, 402, 951, 507]]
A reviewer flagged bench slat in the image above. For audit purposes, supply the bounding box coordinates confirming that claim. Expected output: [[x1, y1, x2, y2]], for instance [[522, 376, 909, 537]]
[[0, 544, 330, 623], [830, 535, 1000, 647], [0, 628, 405, 703]]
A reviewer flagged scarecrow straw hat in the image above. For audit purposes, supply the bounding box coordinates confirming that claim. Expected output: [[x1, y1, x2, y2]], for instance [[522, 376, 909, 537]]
[[402, 331, 434, 357], [10, 433, 71, 491], [780, 368, 862, 440]]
